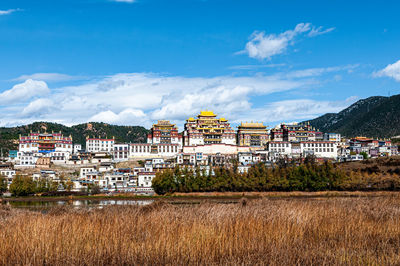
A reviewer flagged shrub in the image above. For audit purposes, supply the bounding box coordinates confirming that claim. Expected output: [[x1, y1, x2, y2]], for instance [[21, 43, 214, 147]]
[[9, 176, 35, 196]]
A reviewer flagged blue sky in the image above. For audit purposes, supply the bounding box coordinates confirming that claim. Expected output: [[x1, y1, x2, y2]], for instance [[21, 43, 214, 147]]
[[1, 0, 400, 129]]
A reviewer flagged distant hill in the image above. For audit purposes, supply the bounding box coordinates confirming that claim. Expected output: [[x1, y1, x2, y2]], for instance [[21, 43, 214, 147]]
[[0, 122, 149, 154], [305, 94, 400, 138]]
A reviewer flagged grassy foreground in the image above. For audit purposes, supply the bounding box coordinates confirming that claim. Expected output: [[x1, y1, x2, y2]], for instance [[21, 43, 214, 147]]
[[1, 196, 400, 265]]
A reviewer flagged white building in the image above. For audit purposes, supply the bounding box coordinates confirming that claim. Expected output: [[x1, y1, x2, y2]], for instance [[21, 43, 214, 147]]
[[73, 144, 82, 154], [238, 152, 253, 165], [300, 141, 338, 159], [105, 172, 129, 190], [137, 172, 156, 188], [182, 144, 250, 155], [129, 143, 180, 158], [15, 152, 38, 168], [19, 132, 73, 154], [49, 151, 70, 164], [86, 137, 115, 153], [99, 162, 114, 173], [80, 167, 96, 179], [267, 142, 292, 158], [113, 143, 129, 161], [0, 169, 16, 179]]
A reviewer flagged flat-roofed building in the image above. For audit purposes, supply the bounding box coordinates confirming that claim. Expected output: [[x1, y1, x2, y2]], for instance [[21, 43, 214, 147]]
[[129, 143, 180, 158], [86, 137, 114, 153], [300, 141, 338, 159]]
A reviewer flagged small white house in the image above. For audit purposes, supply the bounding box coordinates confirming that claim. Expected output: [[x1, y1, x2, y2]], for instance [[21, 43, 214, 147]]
[[80, 167, 96, 179], [137, 172, 156, 188], [73, 144, 82, 154], [0, 169, 16, 179], [238, 152, 253, 165]]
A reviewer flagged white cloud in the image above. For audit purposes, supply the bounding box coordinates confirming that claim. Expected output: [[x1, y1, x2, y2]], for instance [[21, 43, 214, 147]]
[[21, 99, 56, 118], [236, 98, 355, 125], [90, 108, 147, 125], [0, 69, 353, 128], [0, 79, 49, 105], [239, 23, 335, 60], [228, 64, 285, 70], [374, 60, 400, 81], [13, 73, 83, 82], [308, 26, 335, 37], [0, 9, 20, 15], [284, 65, 358, 79]]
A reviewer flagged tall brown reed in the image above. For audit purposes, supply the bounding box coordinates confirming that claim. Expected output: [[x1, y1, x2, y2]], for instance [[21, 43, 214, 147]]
[[1, 196, 400, 265]]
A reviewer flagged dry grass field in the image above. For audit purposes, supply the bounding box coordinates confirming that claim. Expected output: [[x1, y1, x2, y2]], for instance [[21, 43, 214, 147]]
[[1, 195, 400, 265]]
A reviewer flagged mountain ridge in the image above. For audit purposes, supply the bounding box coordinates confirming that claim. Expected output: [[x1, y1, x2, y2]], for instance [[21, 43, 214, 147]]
[[305, 94, 400, 138]]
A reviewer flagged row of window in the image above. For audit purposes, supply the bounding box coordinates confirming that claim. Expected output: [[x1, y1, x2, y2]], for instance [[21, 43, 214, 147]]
[[304, 143, 334, 148], [88, 140, 114, 144], [270, 143, 289, 147], [305, 148, 335, 153], [21, 144, 71, 148], [132, 145, 178, 153]]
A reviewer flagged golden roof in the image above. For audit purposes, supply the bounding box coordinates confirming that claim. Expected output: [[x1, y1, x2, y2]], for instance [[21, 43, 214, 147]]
[[155, 120, 174, 126], [239, 122, 266, 128], [199, 110, 217, 117], [219, 117, 227, 122], [187, 117, 195, 121]]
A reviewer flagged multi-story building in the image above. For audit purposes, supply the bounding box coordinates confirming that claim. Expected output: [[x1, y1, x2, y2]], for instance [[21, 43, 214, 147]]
[[19, 132, 73, 154], [184, 111, 236, 146], [0, 169, 16, 179], [267, 141, 292, 158], [137, 172, 156, 188], [323, 133, 341, 142], [147, 120, 182, 148], [270, 127, 284, 141], [80, 167, 96, 179], [300, 141, 338, 159], [15, 152, 38, 167], [73, 144, 82, 154], [113, 143, 129, 161], [129, 143, 180, 158], [237, 122, 269, 147], [86, 137, 115, 153], [270, 123, 321, 142]]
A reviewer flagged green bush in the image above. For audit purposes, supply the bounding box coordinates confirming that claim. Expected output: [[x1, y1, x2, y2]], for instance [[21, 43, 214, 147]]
[[9, 176, 36, 196]]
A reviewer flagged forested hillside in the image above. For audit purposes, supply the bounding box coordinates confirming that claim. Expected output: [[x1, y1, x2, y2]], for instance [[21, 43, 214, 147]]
[[0, 122, 149, 153]]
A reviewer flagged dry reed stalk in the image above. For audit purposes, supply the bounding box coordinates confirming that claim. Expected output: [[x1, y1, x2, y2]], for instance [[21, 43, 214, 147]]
[[1, 197, 400, 265]]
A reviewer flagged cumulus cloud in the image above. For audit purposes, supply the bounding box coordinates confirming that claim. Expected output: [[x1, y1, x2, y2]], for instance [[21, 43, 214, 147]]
[[21, 99, 56, 118], [374, 60, 400, 81], [0, 79, 49, 105], [236, 98, 355, 125], [13, 73, 83, 82], [0, 9, 20, 15], [0, 69, 352, 128], [90, 108, 147, 125], [239, 23, 335, 60]]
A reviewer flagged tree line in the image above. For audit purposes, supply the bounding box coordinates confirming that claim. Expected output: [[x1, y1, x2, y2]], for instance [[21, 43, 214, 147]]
[[152, 159, 400, 194], [0, 175, 74, 196]]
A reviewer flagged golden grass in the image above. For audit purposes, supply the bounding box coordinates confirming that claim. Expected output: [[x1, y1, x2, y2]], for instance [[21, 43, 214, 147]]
[[2, 196, 400, 265]]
